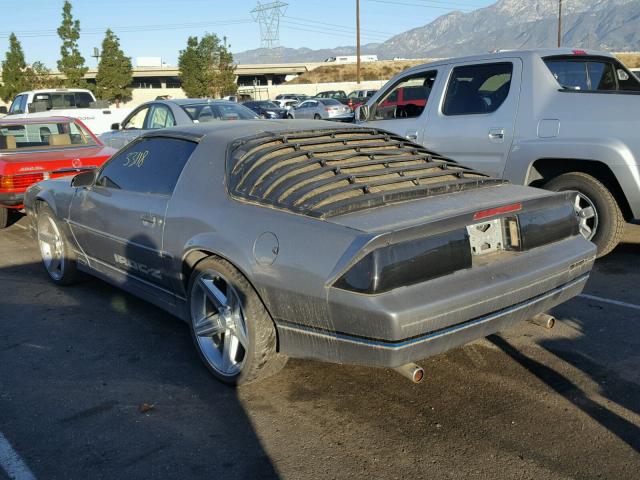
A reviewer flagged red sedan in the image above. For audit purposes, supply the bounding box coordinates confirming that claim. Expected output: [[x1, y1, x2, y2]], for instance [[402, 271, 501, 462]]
[[0, 116, 115, 228]]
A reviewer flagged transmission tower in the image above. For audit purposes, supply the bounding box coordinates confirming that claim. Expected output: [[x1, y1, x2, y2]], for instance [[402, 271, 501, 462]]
[[251, 1, 288, 50]]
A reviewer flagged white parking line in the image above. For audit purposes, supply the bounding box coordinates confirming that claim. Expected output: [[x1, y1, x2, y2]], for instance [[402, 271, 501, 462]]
[[0, 433, 35, 480], [579, 293, 640, 312]]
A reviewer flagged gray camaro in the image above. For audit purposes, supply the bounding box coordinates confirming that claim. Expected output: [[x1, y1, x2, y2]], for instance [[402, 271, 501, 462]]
[[25, 120, 596, 385], [99, 98, 258, 149]]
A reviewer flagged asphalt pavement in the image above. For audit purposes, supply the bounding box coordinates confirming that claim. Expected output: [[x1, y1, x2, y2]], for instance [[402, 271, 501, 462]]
[[1, 215, 638, 480]]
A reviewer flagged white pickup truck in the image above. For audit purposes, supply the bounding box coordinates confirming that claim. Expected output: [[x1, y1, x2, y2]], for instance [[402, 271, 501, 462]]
[[357, 48, 640, 256], [6, 89, 131, 135]]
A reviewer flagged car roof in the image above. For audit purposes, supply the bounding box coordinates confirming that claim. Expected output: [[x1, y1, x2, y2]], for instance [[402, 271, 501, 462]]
[[141, 98, 242, 107], [16, 88, 92, 95], [0, 116, 76, 125], [400, 48, 617, 74], [141, 119, 359, 143]]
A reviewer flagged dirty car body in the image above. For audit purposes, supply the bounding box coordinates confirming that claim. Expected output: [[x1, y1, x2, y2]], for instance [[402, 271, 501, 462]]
[[25, 120, 596, 382]]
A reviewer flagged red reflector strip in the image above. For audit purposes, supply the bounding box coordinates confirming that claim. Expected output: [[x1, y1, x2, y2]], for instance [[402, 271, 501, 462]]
[[473, 203, 522, 220]]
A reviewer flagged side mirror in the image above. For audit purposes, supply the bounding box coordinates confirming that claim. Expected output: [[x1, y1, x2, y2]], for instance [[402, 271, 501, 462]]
[[355, 105, 369, 122], [110, 123, 120, 131], [0, 106, 7, 114], [71, 170, 97, 188]]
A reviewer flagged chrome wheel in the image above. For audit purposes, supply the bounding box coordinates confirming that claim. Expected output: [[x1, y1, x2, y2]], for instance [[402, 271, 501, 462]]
[[574, 192, 598, 241], [190, 271, 248, 377], [38, 215, 65, 281]]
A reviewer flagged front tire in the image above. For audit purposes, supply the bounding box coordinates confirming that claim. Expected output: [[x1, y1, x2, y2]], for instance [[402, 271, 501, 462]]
[[36, 204, 82, 285], [187, 256, 287, 386], [544, 172, 625, 257]]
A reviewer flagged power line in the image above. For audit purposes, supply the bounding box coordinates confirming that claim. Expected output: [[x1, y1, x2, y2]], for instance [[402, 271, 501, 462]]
[[365, 0, 473, 11], [0, 19, 253, 39], [279, 19, 388, 40], [283, 15, 394, 36]]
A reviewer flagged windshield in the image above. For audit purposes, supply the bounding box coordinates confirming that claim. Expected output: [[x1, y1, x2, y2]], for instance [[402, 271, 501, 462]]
[[181, 103, 259, 122], [0, 121, 98, 151], [258, 101, 279, 109], [319, 98, 342, 106]]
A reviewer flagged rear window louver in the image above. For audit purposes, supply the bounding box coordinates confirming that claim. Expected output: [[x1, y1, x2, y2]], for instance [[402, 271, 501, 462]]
[[227, 128, 502, 218]]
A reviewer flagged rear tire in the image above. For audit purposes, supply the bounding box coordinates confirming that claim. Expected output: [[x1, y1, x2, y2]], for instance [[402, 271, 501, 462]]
[[0, 208, 8, 229], [187, 256, 287, 386], [313, 113, 321, 120], [36, 204, 82, 285], [544, 172, 625, 257]]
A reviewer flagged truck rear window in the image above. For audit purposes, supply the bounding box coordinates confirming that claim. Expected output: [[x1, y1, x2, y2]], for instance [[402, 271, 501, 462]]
[[544, 56, 640, 92]]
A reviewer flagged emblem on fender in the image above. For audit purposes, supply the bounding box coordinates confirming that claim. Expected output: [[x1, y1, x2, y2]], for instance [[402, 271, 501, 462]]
[[113, 254, 162, 280]]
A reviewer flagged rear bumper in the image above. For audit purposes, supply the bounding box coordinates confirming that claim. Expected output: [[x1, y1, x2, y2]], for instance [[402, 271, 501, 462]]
[[275, 236, 596, 367], [0, 192, 24, 208], [276, 273, 588, 367]]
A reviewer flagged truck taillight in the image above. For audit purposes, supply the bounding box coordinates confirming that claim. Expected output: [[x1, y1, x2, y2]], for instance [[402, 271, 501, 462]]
[[0, 173, 45, 190]]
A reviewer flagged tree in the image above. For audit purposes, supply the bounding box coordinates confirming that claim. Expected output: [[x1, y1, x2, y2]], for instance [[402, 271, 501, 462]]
[[57, 1, 88, 88], [95, 29, 132, 107], [178, 36, 212, 98], [1, 33, 28, 102], [216, 37, 238, 97], [23, 62, 61, 90], [178, 33, 237, 98]]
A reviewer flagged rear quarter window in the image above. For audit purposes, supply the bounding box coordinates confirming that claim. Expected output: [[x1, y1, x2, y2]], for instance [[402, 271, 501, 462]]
[[96, 137, 197, 195], [544, 56, 640, 92]]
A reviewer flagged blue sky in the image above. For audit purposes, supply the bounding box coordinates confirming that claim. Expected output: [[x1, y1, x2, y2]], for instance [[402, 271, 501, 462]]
[[0, 0, 494, 68]]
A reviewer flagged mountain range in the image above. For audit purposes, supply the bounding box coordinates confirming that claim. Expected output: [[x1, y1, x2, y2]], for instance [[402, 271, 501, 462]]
[[233, 0, 640, 63]]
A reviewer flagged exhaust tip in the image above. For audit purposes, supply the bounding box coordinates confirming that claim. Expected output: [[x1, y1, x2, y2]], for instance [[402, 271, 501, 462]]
[[393, 363, 425, 383], [528, 313, 556, 329]]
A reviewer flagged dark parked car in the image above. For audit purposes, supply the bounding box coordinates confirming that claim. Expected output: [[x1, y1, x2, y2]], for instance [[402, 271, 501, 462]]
[[99, 99, 258, 149], [316, 90, 349, 105], [26, 121, 595, 386], [347, 89, 378, 110], [242, 101, 290, 119]]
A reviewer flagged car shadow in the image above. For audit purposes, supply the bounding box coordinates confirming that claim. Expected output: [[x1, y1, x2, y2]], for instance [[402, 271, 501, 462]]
[[0, 255, 280, 479], [487, 335, 640, 453]]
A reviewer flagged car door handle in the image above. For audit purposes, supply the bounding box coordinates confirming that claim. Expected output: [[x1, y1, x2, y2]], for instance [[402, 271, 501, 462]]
[[489, 128, 505, 140], [140, 213, 157, 226], [405, 130, 418, 141]]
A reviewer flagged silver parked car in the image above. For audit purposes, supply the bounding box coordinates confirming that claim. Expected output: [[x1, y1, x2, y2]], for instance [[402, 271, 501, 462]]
[[25, 121, 595, 386], [99, 99, 258, 149], [293, 98, 354, 121]]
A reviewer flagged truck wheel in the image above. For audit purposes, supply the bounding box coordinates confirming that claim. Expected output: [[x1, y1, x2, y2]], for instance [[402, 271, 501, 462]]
[[544, 172, 625, 257], [0, 208, 8, 229], [36, 204, 82, 285], [187, 256, 287, 386]]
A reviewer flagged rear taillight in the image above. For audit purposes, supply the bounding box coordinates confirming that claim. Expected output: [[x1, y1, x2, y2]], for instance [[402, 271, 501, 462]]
[[572, 49, 587, 55], [0, 173, 45, 190], [334, 229, 471, 294], [473, 203, 521, 220]]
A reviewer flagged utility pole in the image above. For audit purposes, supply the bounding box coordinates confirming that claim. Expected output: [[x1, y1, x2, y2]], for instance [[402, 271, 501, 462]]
[[557, 0, 563, 47], [356, 0, 361, 84]]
